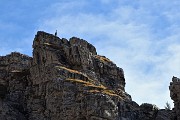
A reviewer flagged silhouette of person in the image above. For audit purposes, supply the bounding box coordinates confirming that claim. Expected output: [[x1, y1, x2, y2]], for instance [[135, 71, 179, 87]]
[[55, 30, 57, 36]]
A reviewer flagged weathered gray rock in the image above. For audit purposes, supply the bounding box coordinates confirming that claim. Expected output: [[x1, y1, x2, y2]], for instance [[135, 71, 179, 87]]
[[28, 31, 126, 120], [155, 109, 174, 120], [169, 76, 180, 120], [0, 52, 32, 119], [0, 31, 176, 120]]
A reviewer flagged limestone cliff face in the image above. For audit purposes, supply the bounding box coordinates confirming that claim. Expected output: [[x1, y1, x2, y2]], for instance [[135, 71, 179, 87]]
[[0, 31, 175, 120]]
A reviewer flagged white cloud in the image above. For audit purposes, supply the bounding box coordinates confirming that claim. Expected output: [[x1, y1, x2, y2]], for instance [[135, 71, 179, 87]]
[[37, 1, 180, 108]]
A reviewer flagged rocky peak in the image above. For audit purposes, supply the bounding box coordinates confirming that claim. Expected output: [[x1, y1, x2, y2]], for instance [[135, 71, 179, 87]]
[[169, 76, 180, 120], [28, 31, 128, 119], [0, 52, 32, 90], [31, 31, 125, 93], [69, 36, 97, 55], [0, 31, 177, 120], [0, 52, 32, 119], [0, 52, 31, 71]]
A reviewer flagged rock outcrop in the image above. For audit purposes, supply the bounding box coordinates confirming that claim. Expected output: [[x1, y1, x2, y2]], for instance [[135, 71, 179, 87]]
[[0, 52, 32, 119], [170, 76, 180, 120], [29, 31, 128, 120], [0, 31, 176, 120]]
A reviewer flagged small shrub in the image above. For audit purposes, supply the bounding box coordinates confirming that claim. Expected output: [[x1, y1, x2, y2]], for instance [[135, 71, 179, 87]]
[[164, 101, 171, 110]]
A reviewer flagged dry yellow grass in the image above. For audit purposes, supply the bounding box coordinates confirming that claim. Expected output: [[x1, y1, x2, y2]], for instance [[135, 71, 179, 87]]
[[88, 88, 119, 97], [66, 78, 107, 90], [66, 78, 92, 85], [43, 42, 52, 46], [102, 90, 119, 96], [94, 55, 111, 63], [66, 78, 119, 97], [88, 90, 100, 93], [86, 84, 106, 89], [57, 66, 120, 97], [56, 66, 97, 83], [56, 66, 81, 74]]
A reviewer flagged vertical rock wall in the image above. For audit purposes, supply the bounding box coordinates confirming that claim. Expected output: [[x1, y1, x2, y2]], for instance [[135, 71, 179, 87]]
[[170, 76, 180, 120]]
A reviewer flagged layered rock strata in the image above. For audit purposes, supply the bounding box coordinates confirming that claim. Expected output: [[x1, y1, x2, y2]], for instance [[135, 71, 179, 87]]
[[0, 31, 176, 120]]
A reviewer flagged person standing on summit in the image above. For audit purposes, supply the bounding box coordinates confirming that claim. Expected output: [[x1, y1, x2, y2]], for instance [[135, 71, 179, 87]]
[[55, 30, 57, 36]]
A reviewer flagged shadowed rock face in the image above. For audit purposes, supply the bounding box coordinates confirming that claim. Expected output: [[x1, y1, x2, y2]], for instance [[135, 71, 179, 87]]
[[0, 31, 175, 120], [0, 84, 6, 99], [0, 52, 32, 119]]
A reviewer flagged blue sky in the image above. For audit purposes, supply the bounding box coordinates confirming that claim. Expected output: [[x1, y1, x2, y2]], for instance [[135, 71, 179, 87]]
[[1, 0, 180, 108]]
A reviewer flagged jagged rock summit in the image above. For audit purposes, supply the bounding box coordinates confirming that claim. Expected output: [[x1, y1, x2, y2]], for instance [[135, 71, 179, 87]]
[[0, 31, 177, 120], [170, 76, 180, 120]]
